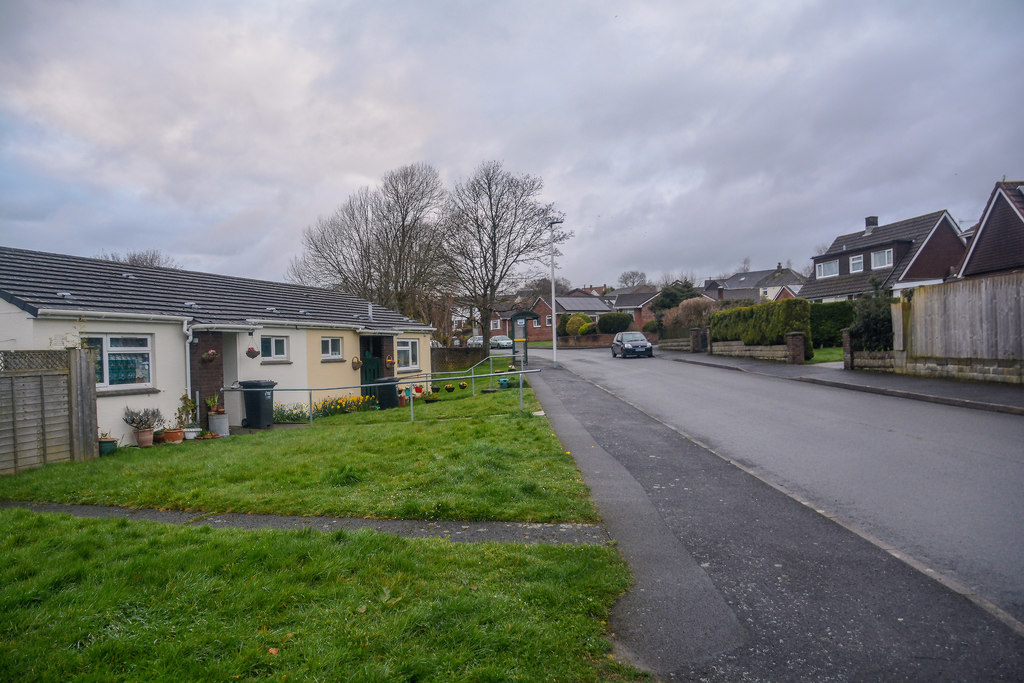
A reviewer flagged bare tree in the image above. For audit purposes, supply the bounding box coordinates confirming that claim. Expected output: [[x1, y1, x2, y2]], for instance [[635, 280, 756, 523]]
[[441, 160, 569, 346], [97, 249, 180, 268], [618, 270, 647, 288], [518, 276, 572, 302], [738, 256, 752, 272], [288, 163, 451, 323]]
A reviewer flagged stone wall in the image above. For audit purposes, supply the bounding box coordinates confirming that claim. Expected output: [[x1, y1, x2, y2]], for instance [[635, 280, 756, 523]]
[[711, 331, 805, 364], [558, 333, 616, 348], [657, 338, 693, 352]]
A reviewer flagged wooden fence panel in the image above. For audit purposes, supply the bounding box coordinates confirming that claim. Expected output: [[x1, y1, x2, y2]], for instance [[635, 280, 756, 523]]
[[0, 349, 97, 475], [908, 272, 1024, 360]]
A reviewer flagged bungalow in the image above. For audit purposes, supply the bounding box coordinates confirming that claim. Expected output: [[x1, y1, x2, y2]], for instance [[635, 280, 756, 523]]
[[609, 291, 659, 328], [703, 264, 805, 302], [529, 295, 614, 341], [800, 212, 966, 302], [957, 181, 1024, 279], [0, 247, 433, 442]]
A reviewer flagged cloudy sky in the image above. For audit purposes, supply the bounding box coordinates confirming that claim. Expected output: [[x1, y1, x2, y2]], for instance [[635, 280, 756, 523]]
[[2, 1, 1022, 289]]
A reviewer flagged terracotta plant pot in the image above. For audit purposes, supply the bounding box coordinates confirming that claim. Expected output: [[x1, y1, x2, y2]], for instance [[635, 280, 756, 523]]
[[135, 428, 154, 448], [162, 428, 184, 444]]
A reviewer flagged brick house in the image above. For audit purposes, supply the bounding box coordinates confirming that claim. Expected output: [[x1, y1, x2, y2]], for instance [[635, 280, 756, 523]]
[[528, 296, 614, 340]]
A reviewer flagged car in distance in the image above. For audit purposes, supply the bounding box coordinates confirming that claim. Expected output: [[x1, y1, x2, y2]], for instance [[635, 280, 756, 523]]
[[466, 335, 484, 348], [611, 331, 653, 358], [490, 335, 514, 349]]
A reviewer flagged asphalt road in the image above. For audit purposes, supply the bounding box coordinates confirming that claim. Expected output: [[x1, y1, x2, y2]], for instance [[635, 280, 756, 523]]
[[534, 347, 1024, 625]]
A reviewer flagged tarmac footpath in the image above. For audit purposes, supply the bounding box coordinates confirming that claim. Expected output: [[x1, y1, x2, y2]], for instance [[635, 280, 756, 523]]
[[529, 362, 1024, 681]]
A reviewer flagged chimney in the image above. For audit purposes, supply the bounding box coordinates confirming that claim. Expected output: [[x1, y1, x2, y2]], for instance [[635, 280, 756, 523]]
[[865, 216, 878, 235], [367, 302, 373, 321], [776, 262, 782, 273]]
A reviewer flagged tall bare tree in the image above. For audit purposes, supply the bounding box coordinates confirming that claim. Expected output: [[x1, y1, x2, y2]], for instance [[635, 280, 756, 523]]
[[288, 163, 451, 323], [97, 249, 180, 268], [441, 160, 569, 346], [617, 270, 647, 288]]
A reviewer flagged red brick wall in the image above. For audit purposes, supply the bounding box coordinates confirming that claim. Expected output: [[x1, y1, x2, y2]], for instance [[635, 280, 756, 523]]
[[528, 299, 556, 341], [190, 331, 224, 429]]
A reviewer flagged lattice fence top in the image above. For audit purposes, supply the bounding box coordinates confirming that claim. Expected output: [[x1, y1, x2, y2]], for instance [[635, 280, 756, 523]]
[[0, 350, 70, 373]]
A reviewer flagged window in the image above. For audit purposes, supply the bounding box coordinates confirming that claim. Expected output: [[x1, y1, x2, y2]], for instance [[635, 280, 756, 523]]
[[490, 319, 500, 330], [871, 248, 893, 269], [850, 254, 864, 273], [545, 315, 552, 327], [396, 339, 419, 370], [82, 334, 152, 387], [815, 260, 839, 279], [533, 319, 540, 327], [321, 337, 342, 359], [261, 336, 288, 360]]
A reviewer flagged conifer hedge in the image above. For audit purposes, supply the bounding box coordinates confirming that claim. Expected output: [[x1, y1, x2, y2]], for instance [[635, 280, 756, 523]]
[[710, 298, 813, 360]]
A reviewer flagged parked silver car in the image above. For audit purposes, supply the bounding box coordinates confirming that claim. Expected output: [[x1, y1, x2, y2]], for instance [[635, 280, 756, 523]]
[[466, 335, 484, 348], [490, 335, 514, 349], [611, 331, 653, 358]]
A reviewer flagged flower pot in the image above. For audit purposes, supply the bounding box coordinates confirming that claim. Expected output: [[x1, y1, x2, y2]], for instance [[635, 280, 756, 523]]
[[445, 386, 454, 393], [153, 430, 167, 444], [183, 427, 201, 440], [498, 377, 510, 389], [208, 413, 230, 437], [135, 428, 155, 448], [431, 386, 440, 394], [162, 428, 184, 444], [98, 438, 118, 455], [398, 394, 407, 407], [246, 347, 260, 359]]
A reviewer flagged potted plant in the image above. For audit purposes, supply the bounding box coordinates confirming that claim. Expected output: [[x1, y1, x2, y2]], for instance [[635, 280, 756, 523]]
[[431, 384, 440, 394], [200, 348, 219, 362], [413, 384, 424, 395], [206, 393, 230, 437], [205, 394, 222, 414], [245, 346, 260, 359], [176, 394, 200, 440], [123, 407, 163, 448], [458, 381, 468, 390], [444, 383, 455, 393], [98, 431, 118, 455]]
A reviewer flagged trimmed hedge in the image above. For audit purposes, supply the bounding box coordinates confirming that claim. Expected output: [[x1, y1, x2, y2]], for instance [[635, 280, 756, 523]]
[[597, 312, 632, 334], [642, 320, 659, 334], [710, 298, 813, 360], [565, 313, 592, 337], [810, 301, 855, 347]]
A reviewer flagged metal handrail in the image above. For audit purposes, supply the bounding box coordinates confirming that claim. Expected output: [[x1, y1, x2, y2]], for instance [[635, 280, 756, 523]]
[[223, 364, 538, 425]]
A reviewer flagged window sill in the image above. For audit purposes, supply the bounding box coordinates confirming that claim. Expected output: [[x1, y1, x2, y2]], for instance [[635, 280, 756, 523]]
[[397, 367, 420, 374], [97, 386, 160, 398], [260, 359, 292, 365], [320, 357, 347, 363]]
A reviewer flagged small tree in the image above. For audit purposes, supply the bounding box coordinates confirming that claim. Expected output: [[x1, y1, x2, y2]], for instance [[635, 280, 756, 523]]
[[849, 280, 895, 351]]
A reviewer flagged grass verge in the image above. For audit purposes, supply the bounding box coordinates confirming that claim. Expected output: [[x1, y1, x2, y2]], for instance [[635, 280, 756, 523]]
[[808, 346, 843, 364], [0, 508, 644, 682], [0, 389, 595, 523]]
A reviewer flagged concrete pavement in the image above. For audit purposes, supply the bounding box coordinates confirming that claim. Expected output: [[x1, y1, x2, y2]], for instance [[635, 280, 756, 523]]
[[528, 354, 1024, 680]]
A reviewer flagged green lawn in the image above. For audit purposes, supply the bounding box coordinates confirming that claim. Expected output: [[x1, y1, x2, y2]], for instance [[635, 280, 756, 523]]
[[0, 508, 642, 682], [807, 346, 844, 364], [0, 388, 648, 680], [0, 390, 595, 523]]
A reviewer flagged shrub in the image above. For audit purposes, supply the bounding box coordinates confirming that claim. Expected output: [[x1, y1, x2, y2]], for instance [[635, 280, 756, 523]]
[[667, 297, 718, 331], [556, 314, 569, 336], [810, 301, 856, 347], [597, 311, 632, 334], [849, 284, 896, 351], [578, 322, 596, 335], [642, 320, 659, 334], [565, 313, 592, 336], [710, 298, 813, 360], [273, 394, 378, 423]]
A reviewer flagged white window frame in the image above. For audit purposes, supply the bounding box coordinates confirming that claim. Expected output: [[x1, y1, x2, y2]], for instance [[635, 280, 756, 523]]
[[849, 254, 864, 273], [871, 248, 893, 269], [261, 336, 288, 360], [815, 259, 839, 279], [490, 319, 500, 330], [83, 334, 153, 388], [396, 338, 419, 370], [321, 336, 343, 359], [545, 315, 552, 327]]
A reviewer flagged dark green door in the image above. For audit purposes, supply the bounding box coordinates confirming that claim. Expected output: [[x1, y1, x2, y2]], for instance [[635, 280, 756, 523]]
[[360, 350, 381, 397]]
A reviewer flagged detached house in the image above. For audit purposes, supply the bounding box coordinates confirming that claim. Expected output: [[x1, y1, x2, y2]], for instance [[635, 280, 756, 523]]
[[800, 212, 967, 302], [957, 181, 1024, 279], [703, 264, 805, 302], [0, 247, 433, 442], [529, 295, 613, 341]]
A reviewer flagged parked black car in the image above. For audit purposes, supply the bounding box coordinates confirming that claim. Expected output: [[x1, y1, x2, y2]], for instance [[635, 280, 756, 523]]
[[611, 331, 653, 358]]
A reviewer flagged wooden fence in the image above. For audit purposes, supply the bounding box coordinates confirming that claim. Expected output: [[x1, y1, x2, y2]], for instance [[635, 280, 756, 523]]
[[897, 271, 1024, 359], [0, 349, 98, 475]]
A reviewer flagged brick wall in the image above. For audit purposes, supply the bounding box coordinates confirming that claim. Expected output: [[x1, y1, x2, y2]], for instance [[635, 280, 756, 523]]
[[190, 331, 224, 429]]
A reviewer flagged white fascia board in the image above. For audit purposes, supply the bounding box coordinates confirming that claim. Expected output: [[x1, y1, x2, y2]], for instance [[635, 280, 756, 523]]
[[245, 317, 362, 331]]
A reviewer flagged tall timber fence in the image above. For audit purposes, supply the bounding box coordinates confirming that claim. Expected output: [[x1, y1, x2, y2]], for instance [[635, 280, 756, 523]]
[[887, 271, 1024, 383], [0, 349, 98, 475]]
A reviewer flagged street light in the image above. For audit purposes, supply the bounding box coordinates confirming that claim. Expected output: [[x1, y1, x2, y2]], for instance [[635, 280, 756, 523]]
[[548, 219, 563, 368]]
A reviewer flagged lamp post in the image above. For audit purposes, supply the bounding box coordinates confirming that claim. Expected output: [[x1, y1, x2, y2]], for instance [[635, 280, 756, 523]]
[[548, 219, 563, 368]]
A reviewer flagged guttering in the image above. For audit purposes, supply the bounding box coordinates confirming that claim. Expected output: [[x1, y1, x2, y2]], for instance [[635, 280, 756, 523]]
[[36, 309, 191, 323], [190, 323, 261, 332]]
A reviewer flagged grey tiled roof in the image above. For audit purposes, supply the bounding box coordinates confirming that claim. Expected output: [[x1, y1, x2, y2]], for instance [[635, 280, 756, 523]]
[[0, 246, 431, 332], [552, 296, 614, 314], [612, 292, 658, 309], [800, 211, 948, 300]]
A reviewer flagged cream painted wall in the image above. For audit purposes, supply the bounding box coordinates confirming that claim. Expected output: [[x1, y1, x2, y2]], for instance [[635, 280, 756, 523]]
[[304, 329, 363, 402], [396, 332, 433, 376], [225, 327, 312, 412], [3, 310, 189, 444], [0, 300, 35, 348]]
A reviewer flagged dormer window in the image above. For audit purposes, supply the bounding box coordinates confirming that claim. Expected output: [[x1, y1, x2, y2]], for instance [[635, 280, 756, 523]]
[[849, 255, 864, 273], [815, 260, 839, 279], [870, 249, 893, 269]]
